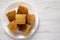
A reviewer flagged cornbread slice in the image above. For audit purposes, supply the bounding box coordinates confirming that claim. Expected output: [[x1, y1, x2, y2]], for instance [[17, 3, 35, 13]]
[[27, 14, 35, 24], [15, 14, 26, 24], [6, 10, 16, 22], [18, 24, 31, 35], [7, 20, 18, 32], [17, 5, 28, 14]]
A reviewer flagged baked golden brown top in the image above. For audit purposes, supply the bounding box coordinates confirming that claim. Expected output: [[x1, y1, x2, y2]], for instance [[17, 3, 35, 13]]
[[17, 5, 28, 14], [6, 10, 16, 22]]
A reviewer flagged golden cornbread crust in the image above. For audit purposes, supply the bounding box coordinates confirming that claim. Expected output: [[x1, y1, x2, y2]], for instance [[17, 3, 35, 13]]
[[17, 5, 28, 14], [7, 20, 18, 32], [6, 10, 16, 22], [15, 14, 26, 24]]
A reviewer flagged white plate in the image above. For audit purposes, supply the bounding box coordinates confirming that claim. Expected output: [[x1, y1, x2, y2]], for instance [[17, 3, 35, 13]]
[[1, 2, 39, 39]]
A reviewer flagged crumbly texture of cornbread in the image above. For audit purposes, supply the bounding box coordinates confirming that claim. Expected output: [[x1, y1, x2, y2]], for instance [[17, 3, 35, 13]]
[[6, 10, 16, 22], [15, 14, 26, 24], [27, 14, 35, 24], [17, 5, 28, 14], [7, 20, 18, 32]]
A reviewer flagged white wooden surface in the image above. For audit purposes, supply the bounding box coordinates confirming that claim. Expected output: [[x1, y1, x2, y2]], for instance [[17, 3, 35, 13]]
[[0, 0, 60, 40]]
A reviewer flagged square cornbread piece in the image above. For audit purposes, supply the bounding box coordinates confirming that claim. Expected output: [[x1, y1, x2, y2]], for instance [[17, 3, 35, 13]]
[[27, 14, 35, 24], [18, 24, 31, 35], [17, 5, 28, 14], [6, 10, 16, 22], [7, 20, 18, 32], [15, 14, 26, 24]]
